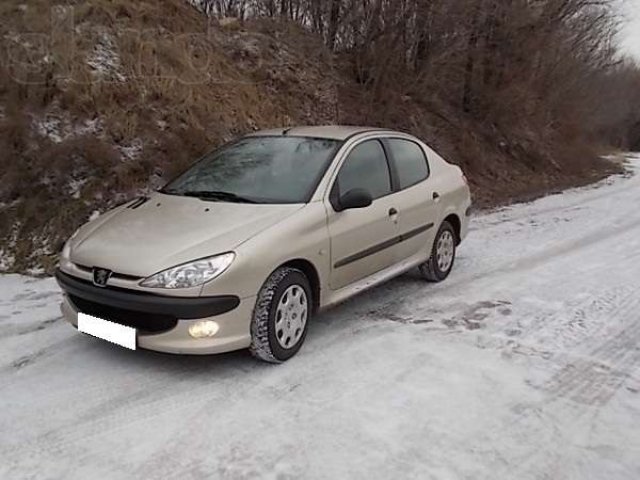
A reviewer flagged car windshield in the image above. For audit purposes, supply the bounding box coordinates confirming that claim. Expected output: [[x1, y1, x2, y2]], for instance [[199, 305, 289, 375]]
[[161, 136, 341, 204]]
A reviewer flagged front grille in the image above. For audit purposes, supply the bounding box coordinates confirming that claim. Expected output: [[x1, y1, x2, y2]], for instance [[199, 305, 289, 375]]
[[69, 295, 178, 334], [74, 264, 143, 282]]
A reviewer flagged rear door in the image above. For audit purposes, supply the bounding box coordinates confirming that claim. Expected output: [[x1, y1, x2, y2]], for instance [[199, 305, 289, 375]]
[[384, 138, 439, 262], [326, 139, 399, 290]]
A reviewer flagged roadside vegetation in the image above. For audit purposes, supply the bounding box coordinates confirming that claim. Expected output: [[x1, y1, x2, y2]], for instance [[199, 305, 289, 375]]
[[1, 0, 639, 273]]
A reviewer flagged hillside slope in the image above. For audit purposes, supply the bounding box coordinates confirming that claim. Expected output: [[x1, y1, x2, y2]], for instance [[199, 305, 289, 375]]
[[0, 0, 621, 273]]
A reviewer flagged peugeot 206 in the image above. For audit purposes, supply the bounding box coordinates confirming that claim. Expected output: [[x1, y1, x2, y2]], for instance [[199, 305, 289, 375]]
[[56, 126, 472, 362]]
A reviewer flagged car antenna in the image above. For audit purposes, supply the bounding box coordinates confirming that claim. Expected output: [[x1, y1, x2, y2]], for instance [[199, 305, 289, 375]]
[[282, 127, 294, 136]]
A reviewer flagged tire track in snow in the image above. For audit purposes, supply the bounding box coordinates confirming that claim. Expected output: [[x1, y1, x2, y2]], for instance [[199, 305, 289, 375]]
[[1, 375, 260, 478], [543, 292, 640, 406], [480, 285, 640, 479], [379, 199, 640, 342], [444, 214, 640, 293], [470, 167, 636, 231]]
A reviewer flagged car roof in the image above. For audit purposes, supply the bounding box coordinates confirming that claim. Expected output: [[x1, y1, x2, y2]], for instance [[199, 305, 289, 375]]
[[246, 125, 399, 141]]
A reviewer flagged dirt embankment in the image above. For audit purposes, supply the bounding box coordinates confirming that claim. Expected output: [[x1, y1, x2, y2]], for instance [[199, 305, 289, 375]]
[[0, 0, 621, 273]]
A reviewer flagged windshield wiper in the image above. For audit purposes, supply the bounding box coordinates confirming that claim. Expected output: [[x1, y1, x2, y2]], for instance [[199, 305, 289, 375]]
[[179, 190, 260, 204]]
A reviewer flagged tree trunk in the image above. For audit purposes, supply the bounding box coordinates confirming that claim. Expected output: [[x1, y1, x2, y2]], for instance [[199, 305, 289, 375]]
[[327, 0, 341, 51], [463, 1, 483, 113]]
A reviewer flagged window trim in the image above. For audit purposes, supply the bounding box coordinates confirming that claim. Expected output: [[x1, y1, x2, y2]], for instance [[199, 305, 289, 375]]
[[382, 137, 431, 192], [329, 138, 395, 211]]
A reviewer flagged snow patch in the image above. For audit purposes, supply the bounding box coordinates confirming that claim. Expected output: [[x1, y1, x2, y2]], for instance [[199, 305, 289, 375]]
[[118, 138, 143, 162], [0, 222, 20, 271], [34, 116, 64, 144], [33, 115, 103, 144], [0, 250, 15, 271], [68, 178, 88, 199], [87, 32, 126, 82], [25, 266, 46, 276], [76, 118, 103, 136]]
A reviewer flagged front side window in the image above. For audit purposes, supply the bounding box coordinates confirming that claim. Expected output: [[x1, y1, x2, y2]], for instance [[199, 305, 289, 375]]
[[162, 136, 340, 204], [336, 140, 392, 200], [388, 139, 430, 189]]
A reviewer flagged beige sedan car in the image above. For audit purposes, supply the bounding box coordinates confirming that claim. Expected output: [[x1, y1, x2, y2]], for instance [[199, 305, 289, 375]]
[[56, 126, 471, 362]]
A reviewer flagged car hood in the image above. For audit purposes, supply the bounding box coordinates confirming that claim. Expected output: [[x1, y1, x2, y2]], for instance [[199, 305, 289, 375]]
[[70, 193, 303, 277]]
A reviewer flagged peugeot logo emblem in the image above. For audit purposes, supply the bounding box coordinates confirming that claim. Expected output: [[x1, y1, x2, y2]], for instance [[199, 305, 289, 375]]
[[92, 268, 112, 288]]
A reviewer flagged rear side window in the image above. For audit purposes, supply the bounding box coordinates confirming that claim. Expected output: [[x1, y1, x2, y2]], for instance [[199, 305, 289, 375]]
[[388, 139, 430, 189], [336, 140, 391, 199]]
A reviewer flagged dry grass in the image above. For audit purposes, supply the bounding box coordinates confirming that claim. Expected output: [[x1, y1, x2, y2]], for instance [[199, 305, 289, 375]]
[[0, 0, 621, 273], [0, 0, 339, 272]]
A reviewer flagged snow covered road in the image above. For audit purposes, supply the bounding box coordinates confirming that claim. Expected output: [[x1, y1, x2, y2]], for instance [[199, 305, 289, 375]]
[[2, 155, 640, 480]]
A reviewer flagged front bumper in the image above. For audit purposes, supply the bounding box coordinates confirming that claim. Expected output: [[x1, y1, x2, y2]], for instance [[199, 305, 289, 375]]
[[55, 269, 254, 355]]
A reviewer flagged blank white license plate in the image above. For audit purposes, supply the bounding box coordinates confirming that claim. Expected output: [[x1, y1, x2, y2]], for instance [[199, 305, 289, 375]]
[[78, 312, 136, 350]]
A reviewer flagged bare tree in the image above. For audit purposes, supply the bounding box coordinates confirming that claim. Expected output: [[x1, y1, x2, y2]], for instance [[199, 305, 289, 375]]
[[188, 0, 640, 151]]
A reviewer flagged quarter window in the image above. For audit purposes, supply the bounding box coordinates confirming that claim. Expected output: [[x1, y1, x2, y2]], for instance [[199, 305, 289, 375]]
[[336, 140, 392, 200], [388, 139, 429, 189]]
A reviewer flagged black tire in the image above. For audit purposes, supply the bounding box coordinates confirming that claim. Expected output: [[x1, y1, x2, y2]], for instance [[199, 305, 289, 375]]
[[249, 267, 312, 363], [419, 221, 457, 282]]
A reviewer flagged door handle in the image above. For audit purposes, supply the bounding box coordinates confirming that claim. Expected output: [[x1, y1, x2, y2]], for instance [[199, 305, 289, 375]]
[[388, 208, 398, 217], [432, 192, 440, 200]]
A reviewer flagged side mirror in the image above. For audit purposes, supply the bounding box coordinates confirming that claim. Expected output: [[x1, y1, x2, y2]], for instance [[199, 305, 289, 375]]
[[337, 188, 373, 211]]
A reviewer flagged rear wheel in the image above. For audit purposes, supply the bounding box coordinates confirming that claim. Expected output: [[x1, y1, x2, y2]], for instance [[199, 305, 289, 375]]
[[419, 221, 456, 282], [249, 267, 312, 363]]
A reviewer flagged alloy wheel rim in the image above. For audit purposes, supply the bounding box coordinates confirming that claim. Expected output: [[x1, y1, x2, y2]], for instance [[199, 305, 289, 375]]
[[436, 231, 455, 272], [275, 285, 308, 349]]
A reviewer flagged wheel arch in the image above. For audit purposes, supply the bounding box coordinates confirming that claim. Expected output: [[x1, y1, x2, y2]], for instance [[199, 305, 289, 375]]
[[442, 213, 462, 245], [277, 258, 321, 313]]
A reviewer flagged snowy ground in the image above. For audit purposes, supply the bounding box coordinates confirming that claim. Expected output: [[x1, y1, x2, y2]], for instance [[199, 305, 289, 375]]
[[2, 155, 640, 480]]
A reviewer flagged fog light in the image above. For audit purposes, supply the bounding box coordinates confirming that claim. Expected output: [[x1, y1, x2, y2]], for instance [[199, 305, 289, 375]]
[[188, 321, 219, 339]]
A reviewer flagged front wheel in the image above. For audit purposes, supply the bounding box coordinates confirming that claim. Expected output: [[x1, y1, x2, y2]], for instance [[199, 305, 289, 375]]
[[249, 267, 312, 363], [419, 221, 457, 282]]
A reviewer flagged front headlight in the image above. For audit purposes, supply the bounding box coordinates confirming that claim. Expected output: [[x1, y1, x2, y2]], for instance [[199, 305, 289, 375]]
[[139, 252, 235, 289]]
